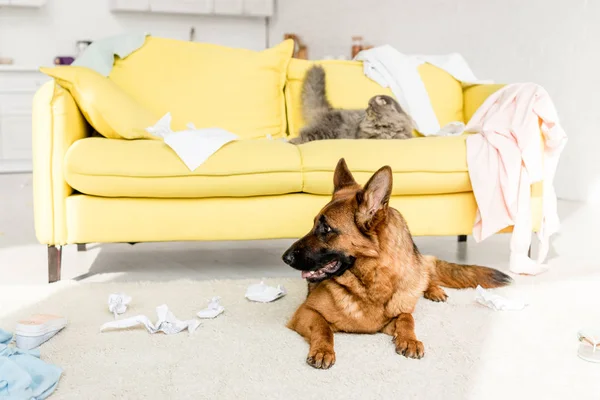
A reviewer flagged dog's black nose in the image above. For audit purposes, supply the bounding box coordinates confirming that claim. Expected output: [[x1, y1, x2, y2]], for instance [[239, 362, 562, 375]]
[[282, 250, 295, 265]]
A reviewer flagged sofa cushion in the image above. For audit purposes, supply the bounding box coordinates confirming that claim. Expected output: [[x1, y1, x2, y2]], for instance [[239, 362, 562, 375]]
[[298, 136, 471, 196], [64, 138, 302, 198], [40, 66, 160, 140], [285, 59, 464, 139], [109, 37, 294, 140]]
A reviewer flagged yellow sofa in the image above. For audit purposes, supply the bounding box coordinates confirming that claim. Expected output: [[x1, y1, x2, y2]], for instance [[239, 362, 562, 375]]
[[33, 38, 542, 282]]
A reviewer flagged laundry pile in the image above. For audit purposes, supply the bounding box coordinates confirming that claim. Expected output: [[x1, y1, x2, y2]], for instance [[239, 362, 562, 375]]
[[0, 328, 62, 399]]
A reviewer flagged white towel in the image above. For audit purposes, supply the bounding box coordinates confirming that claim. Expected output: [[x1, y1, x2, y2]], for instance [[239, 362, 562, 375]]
[[146, 113, 238, 171], [354, 45, 492, 136]]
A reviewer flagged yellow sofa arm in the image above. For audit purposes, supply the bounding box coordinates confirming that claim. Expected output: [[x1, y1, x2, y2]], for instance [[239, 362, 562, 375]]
[[33, 81, 91, 245], [463, 83, 506, 123]]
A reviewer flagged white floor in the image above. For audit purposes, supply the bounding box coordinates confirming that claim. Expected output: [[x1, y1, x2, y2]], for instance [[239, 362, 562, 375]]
[[0, 173, 597, 286]]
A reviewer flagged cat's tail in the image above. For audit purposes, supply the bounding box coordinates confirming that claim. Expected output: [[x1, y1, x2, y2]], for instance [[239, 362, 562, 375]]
[[302, 65, 332, 123]]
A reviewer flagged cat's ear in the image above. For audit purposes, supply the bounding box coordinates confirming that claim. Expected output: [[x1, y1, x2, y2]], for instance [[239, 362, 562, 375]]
[[333, 158, 357, 193], [355, 166, 392, 231]]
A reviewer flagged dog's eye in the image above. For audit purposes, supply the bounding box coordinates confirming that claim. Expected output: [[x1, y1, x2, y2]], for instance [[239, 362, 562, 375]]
[[320, 223, 332, 234]]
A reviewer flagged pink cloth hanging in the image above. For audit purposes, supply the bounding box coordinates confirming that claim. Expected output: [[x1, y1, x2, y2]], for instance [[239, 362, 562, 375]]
[[465, 83, 567, 275]]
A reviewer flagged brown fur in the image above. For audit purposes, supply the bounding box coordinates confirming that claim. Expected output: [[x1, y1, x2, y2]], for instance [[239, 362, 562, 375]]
[[282, 158, 512, 369]]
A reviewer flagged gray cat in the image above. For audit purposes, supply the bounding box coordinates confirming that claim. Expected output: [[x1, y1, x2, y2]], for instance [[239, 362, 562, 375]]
[[289, 65, 414, 144]]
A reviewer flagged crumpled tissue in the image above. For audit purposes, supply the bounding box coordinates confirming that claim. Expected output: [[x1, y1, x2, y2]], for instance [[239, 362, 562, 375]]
[[146, 112, 238, 171], [197, 297, 225, 319], [475, 285, 527, 311], [108, 293, 132, 318], [245, 281, 287, 303], [100, 304, 200, 335], [436, 121, 465, 136]]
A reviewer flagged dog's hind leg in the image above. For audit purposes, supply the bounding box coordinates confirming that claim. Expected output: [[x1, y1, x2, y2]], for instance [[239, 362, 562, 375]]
[[287, 305, 336, 369], [423, 284, 448, 302]]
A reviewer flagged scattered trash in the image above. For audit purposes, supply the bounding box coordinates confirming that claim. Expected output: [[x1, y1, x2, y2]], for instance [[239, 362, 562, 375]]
[[100, 304, 200, 335], [197, 297, 225, 319], [578, 329, 600, 363], [245, 281, 287, 303], [475, 285, 527, 311], [15, 314, 67, 350], [108, 293, 132, 318]]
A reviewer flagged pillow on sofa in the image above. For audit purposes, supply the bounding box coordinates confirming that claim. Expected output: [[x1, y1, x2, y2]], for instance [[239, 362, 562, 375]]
[[108, 38, 295, 140], [40, 66, 160, 140], [285, 59, 464, 138]]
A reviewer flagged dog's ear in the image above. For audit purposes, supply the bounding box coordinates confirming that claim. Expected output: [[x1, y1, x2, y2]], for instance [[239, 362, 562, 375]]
[[355, 166, 392, 231], [333, 158, 357, 193]]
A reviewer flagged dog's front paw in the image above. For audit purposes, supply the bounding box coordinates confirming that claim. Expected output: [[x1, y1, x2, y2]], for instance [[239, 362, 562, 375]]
[[423, 286, 448, 302], [395, 339, 424, 359], [307, 348, 336, 369]]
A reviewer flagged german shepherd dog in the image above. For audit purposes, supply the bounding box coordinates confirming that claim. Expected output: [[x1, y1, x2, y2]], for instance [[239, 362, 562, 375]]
[[282, 159, 512, 369]]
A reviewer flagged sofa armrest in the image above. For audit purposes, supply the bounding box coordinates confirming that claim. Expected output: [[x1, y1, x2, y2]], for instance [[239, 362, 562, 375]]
[[33, 81, 91, 245], [463, 83, 506, 123]]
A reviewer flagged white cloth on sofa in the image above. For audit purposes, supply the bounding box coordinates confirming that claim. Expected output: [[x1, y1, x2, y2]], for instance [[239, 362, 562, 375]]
[[146, 112, 238, 171], [354, 45, 491, 136]]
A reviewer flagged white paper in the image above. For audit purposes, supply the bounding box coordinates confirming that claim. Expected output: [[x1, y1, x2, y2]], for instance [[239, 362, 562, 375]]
[[100, 304, 200, 335], [197, 297, 225, 319], [475, 285, 527, 311], [146, 113, 238, 171], [145, 112, 172, 138], [108, 293, 132, 318], [436, 121, 465, 137], [245, 281, 287, 303]]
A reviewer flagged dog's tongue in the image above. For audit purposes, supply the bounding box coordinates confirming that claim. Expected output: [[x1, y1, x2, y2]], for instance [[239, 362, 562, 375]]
[[301, 271, 311, 279]]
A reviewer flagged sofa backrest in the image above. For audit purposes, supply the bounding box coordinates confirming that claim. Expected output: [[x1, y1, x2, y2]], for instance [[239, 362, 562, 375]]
[[109, 37, 293, 139], [285, 59, 464, 138]]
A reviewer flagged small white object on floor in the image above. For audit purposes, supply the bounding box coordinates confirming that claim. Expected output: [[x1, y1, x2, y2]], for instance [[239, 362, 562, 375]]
[[108, 293, 132, 318], [245, 281, 287, 303], [15, 314, 68, 350], [100, 304, 200, 335], [197, 297, 225, 319], [474, 285, 527, 311], [146, 112, 238, 171], [577, 329, 600, 363]]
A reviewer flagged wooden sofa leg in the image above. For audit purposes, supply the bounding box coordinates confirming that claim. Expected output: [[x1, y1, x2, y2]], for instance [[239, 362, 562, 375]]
[[48, 245, 62, 283], [458, 235, 467, 243], [77, 244, 87, 252]]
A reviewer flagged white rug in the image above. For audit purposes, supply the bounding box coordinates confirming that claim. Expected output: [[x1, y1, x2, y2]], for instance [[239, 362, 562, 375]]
[[1, 277, 599, 400]]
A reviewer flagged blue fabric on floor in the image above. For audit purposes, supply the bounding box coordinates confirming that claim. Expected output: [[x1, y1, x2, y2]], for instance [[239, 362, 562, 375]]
[[0, 329, 62, 399]]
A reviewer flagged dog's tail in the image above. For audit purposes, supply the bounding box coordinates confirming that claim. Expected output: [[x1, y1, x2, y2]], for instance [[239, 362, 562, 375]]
[[302, 65, 331, 123], [434, 259, 512, 289]]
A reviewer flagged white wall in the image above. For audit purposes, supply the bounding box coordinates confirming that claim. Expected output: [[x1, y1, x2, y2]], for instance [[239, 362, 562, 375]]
[[0, 0, 267, 67], [270, 0, 600, 202]]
